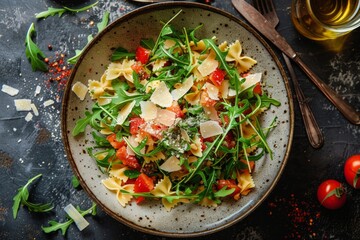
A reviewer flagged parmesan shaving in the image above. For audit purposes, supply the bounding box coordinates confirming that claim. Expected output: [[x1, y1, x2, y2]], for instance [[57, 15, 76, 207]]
[[34, 85, 41, 96], [31, 103, 39, 116], [171, 76, 194, 100], [241, 73, 262, 91], [155, 109, 176, 127], [140, 101, 157, 121], [220, 80, 230, 98], [117, 100, 135, 125], [43, 99, 54, 107], [204, 82, 219, 100], [25, 112, 33, 122], [72, 82, 88, 101], [150, 81, 173, 108], [64, 204, 89, 231], [197, 51, 218, 77], [200, 120, 223, 138], [1, 84, 19, 96], [14, 99, 32, 111], [159, 156, 182, 172]]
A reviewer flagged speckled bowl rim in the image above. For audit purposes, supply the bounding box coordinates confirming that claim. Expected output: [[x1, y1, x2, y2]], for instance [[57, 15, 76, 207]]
[[61, 2, 294, 237]]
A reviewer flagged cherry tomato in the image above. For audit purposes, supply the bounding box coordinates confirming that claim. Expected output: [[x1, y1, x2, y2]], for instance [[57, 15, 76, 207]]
[[209, 68, 226, 86], [317, 179, 346, 210], [106, 133, 126, 149], [253, 82, 262, 95], [116, 146, 141, 170], [134, 173, 154, 204], [344, 154, 360, 189], [135, 46, 151, 64], [129, 117, 145, 135]]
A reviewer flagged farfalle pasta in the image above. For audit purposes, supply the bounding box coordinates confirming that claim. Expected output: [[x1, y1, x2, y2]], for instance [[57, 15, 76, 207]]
[[73, 14, 280, 211]]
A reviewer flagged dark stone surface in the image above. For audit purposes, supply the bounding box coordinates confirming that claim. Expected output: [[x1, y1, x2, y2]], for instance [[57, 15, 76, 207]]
[[0, 0, 359, 239]]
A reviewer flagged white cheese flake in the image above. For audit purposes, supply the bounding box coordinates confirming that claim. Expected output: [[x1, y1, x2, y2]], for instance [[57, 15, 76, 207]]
[[72, 82, 88, 101], [197, 51, 219, 77], [140, 101, 157, 121], [14, 99, 32, 111], [34, 85, 41, 96], [117, 100, 135, 125], [1, 84, 19, 96], [171, 75, 194, 100], [150, 81, 173, 108], [43, 99, 54, 107], [64, 204, 89, 231], [241, 73, 262, 91], [159, 156, 182, 172], [155, 109, 176, 127], [30, 103, 39, 116], [25, 112, 33, 122], [204, 82, 219, 100], [200, 120, 224, 139]]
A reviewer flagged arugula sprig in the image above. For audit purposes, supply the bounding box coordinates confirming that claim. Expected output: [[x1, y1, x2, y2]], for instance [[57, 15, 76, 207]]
[[35, 1, 99, 19], [25, 23, 48, 72], [12, 174, 53, 219], [42, 202, 97, 236]]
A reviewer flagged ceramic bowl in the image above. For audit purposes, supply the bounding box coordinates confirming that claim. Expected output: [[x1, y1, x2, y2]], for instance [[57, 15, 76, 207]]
[[61, 2, 294, 237]]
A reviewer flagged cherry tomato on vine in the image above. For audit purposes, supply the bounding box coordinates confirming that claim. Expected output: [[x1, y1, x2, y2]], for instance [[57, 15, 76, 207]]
[[317, 179, 346, 210], [344, 154, 360, 189]]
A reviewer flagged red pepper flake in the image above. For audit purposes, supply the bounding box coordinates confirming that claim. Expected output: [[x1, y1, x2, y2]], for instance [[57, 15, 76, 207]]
[[44, 51, 72, 91], [267, 193, 321, 239]]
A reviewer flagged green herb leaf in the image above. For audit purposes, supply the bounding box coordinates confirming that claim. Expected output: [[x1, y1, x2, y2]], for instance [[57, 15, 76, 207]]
[[12, 174, 53, 219], [35, 1, 99, 19], [71, 175, 81, 189], [111, 47, 135, 62], [72, 111, 92, 136], [25, 23, 48, 72], [124, 170, 141, 179], [42, 202, 97, 235]]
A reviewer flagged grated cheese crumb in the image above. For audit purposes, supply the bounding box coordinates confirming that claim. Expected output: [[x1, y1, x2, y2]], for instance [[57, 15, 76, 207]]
[[43, 99, 54, 107], [25, 112, 33, 122]]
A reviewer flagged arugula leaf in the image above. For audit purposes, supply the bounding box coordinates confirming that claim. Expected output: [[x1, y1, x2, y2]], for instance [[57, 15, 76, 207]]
[[71, 175, 81, 189], [25, 23, 48, 72], [140, 38, 155, 49], [111, 47, 135, 62], [42, 202, 97, 235], [12, 174, 53, 219], [124, 170, 141, 179], [72, 111, 92, 136], [35, 1, 99, 19], [68, 10, 110, 64]]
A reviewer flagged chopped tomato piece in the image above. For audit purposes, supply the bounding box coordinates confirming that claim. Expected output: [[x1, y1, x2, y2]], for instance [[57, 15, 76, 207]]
[[106, 133, 126, 149], [116, 146, 141, 169], [131, 63, 150, 80], [134, 173, 154, 204], [224, 132, 236, 149], [166, 101, 184, 118], [217, 179, 241, 197], [253, 82, 262, 95], [135, 46, 151, 64], [209, 68, 226, 86], [129, 117, 145, 135]]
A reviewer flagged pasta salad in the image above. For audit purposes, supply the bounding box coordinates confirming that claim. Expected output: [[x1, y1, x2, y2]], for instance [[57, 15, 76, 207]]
[[72, 12, 280, 211]]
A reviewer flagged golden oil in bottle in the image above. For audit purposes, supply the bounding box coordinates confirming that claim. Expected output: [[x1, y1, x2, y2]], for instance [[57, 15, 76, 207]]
[[291, 0, 360, 40]]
